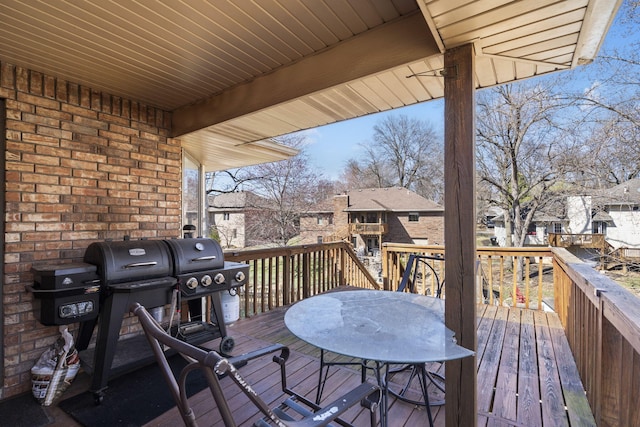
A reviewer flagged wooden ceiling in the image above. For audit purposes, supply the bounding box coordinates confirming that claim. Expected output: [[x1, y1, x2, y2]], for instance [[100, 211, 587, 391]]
[[0, 0, 621, 171]]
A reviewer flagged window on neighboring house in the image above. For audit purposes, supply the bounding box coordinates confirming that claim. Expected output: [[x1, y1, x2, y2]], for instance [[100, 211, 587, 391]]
[[592, 221, 607, 234], [526, 222, 537, 235], [366, 213, 377, 223], [317, 216, 322, 225], [328, 216, 333, 225], [223, 212, 230, 220], [317, 236, 323, 244], [553, 223, 562, 233], [232, 228, 237, 238], [408, 212, 419, 222]]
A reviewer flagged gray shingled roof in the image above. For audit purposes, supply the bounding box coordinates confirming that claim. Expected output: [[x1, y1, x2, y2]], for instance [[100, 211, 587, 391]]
[[595, 178, 640, 205], [343, 187, 442, 212]]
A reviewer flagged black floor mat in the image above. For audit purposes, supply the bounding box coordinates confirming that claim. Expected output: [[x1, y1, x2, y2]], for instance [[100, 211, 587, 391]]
[[58, 355, 208, 427], [0, 392, 51, 427]]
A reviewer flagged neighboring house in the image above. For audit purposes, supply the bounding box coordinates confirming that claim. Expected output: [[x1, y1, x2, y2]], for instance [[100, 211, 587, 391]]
[[207, 191, 268, 248], [568, 179, 640, 250], [491, 210, 567, 247], [299, 187, 444, 254], [491, 179, 640, 250]]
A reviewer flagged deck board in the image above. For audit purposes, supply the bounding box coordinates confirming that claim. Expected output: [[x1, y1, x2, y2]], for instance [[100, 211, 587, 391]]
[[144, 298, 594, 427]]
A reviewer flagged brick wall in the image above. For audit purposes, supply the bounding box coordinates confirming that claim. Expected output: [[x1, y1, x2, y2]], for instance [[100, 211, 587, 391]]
[[0, 61, 180, 399], [385, 212, 444, 245]]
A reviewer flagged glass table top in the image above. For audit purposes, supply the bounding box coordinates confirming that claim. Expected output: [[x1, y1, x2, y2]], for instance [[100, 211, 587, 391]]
[[284, 290, 474, 364]]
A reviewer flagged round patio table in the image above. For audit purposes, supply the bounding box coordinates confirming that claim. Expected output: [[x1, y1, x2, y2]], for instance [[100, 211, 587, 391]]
[[284, 290, 474, 427]]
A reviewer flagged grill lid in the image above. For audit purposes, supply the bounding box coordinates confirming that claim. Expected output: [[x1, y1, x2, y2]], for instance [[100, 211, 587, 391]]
[[84, 239, 173, 284], [164, 238, 224, 275]]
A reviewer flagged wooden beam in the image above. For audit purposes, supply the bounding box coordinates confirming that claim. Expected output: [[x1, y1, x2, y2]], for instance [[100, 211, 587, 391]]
[[171, 12, 439, 137], [444, 43, 478, 427]]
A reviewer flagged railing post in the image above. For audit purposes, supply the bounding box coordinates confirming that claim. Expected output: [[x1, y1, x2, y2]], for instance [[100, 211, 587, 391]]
[[283, 252, 291, 306], [302, 252, 310, 299], [339, 246, 345, 285], [382, 244, 389, 290]]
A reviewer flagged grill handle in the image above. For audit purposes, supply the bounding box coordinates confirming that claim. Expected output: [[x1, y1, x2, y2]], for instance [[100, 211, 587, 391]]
[[190, 256, 216, 262], [124, 261, 158, 268]]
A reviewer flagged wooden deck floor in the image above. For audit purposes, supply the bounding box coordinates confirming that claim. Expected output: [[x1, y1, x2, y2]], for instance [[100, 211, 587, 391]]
[[144, 298, 594, 427]]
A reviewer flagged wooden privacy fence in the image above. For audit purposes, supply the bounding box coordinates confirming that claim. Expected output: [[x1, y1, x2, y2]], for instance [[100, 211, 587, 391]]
[[553, 248, 640, 426], [381, 243, 554, 309], [224, 241, 379, 318]]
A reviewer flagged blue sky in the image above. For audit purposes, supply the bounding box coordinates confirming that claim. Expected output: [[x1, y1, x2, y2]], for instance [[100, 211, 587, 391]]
[[301, 5, 634, 181]]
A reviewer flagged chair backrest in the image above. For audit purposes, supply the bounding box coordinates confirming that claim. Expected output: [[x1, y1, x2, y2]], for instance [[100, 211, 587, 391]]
[[130, 302, 289, 427], [397, 254, 445, 297], [131, 303, 379, 427]]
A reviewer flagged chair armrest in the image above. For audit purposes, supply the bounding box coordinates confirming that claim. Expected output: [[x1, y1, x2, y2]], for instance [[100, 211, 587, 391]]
[[227, 343, 290, 368], [283, 381, 380, 427]]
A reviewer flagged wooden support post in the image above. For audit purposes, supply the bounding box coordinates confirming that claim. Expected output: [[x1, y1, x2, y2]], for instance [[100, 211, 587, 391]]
[[444, 43, 478, 427]]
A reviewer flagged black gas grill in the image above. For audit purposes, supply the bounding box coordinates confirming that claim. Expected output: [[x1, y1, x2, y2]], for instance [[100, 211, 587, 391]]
[[32, 237, 248, 403]]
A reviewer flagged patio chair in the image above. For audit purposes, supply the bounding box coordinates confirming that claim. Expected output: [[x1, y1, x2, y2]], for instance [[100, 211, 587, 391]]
[[387, 254, 446, 408], [130, 302, 380, 427]]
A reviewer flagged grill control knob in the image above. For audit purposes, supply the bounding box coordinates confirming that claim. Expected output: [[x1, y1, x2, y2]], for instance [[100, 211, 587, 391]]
[[186, 277, 198, 289], [214, 273, 226, 285], [235, 271, 246, 282], [201, 275, 212, 287]]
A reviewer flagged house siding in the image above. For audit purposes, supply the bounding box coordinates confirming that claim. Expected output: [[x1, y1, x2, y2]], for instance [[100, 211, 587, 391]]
[[386, 212, 444, 245], [607, 206, 640, 249], [1, 61, 180, 399], [298, 214, 335, 243], [212, 212, 246, 248]]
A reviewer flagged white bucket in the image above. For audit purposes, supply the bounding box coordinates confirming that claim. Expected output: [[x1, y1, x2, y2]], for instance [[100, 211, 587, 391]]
[[220, 290, 240, 324]]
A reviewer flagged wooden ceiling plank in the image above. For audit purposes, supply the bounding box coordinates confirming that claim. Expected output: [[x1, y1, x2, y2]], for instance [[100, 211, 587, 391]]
[[438, 0, 588, 41], [483, 22, 583, 54], [172, 12, 439, 137], [501, 33, 579, 58], [346, 80, 391, 112], [480, 9, 586, 48]]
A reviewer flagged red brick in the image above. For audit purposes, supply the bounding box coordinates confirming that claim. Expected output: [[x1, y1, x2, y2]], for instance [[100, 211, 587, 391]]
[[61, 121, 99, 136], [35, 165, 72, 176], [72, 186, 108, 197], [35, 184, 71, 195], [17, 92, 60, 110], [21, 173, 59, 185], [22, 133, 60, 146], [6, 119, 36, 133], [56, 79, 68, 102], [60, 231, 100, 240], [1, 62, 15, 88], [22, 232, 61, 242], [23, 193, 61, 203], [44, 75, 56, 99], [30, 71, 43, 95], [37, 126, 73, 140], [60, 158, 98, 171], [36, 106, 72, 121], [22, 112, 59, 127], [80, 86, 91, 108], [22, 152, 61, 166], [15, 67, 28, 92], [60, 177, 98, 187]]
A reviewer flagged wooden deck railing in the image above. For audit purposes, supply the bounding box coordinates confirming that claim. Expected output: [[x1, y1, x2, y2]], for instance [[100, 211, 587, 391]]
[[224, 241, 379, 317], [349, 223, 388, 234], [548, 233, 606, 249], [381, 243, 554, 309], [553, 247, 640, 426], [220, 241, 640, 423]]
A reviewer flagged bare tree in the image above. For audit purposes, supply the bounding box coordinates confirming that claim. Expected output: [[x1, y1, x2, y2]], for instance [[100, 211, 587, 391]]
[[243, 133, 326, 246], [343, 114, 443, 201], [561, 0, 640, 187], [476, 82, 575, 247]]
